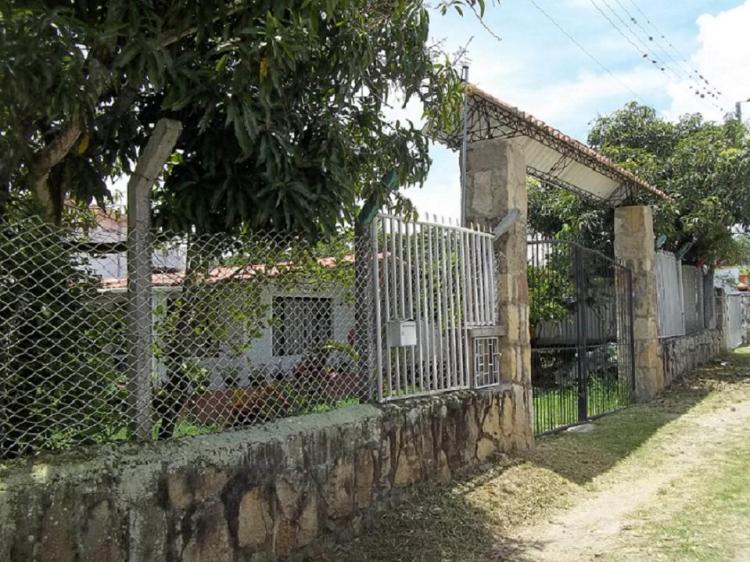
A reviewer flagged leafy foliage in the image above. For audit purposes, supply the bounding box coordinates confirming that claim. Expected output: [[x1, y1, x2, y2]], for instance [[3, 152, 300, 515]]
[[0, 218, 126, 456], [531, 103, 750, 264], [527, 247, 575, 340], [1, 0, 474, 236], [589, 103, 750, 263], [528, 177, 615, 255]]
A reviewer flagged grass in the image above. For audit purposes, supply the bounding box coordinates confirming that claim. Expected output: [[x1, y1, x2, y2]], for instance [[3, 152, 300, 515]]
[[323, 347, 750, 561], [618, 442, 750, 561], [533, 376, 630, 434]]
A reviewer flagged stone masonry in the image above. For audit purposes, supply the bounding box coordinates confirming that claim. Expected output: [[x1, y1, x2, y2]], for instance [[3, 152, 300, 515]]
[[463, 137, 534, 443], [614, 206, 665, 400], [660, 329, 723, 387], [0, 386, 532, 562]]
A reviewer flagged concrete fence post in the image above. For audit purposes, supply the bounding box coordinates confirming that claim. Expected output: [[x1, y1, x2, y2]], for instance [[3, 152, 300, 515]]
[[614, 205, 664, 400], [127, 119, 182, 439]]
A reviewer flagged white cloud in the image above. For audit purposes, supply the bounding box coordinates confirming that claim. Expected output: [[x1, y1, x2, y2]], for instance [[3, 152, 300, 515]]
[[664, 1, 750, 121], [475, 66, 665, 140], [410, 1, 750, 219]]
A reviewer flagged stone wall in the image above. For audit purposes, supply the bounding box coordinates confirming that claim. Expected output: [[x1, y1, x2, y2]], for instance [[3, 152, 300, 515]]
[[0, 384, 532, 562], [660, 329, 723, 387]]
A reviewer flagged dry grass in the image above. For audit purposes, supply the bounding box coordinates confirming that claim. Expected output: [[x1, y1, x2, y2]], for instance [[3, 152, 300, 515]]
[[327, 455, 578, 562], [323, 348, 750, 562]]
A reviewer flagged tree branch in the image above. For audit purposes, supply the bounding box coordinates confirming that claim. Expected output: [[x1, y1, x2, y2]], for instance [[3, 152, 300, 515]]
[[28, 120, 82, 222]]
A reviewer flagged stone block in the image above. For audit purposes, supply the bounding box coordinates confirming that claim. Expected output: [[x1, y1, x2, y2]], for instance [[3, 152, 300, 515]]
[[436, 450, 452, 483], [394, 430, 421, 487], [481, 397, 502, 440], [181, 501, 232, 562], [166, 473, 193, 511], [275, 471, 304, 520], [324, 456, 355, 518], [461, 402, 480, 462], [354, 449, 375, 509], [40, 497, 74, 562], [238, 488, 272, 549], [80, 500, 118, 562], [476, 438, 496, 462], [274, 517, 297, 558], [501, 392, 514, 437], [297, 494, 319, 547]]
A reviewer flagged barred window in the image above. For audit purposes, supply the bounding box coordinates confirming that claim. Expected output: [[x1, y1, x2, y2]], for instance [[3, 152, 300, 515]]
[[272, 296, 333, 356]]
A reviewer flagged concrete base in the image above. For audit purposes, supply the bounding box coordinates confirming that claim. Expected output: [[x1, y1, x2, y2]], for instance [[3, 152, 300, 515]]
[[661, 329, 723, 386], [0, 385, 532, 561]]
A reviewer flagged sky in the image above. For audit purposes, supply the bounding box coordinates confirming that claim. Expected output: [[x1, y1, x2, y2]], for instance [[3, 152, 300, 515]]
[[395, 0, 750, 219]]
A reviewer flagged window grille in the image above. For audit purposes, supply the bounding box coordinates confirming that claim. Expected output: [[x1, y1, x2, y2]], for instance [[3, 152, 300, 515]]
[[473, 336, 501, 388], [272, 296, 333, 356]]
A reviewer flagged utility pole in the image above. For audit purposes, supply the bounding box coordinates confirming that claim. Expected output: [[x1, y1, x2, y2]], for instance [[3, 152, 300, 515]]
[[736, 98, 750, 122]]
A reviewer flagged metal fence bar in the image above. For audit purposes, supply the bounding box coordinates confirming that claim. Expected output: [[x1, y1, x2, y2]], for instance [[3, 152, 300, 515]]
[[413, 222, 425, 392], [374, 213, 499, 401], [371, 219, 384, 402], [456, 227, 468, 385], [459, 228, 471, 388]]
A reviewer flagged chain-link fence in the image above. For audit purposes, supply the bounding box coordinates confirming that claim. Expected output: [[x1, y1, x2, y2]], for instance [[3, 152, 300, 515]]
[[0, 217, 373, 459]]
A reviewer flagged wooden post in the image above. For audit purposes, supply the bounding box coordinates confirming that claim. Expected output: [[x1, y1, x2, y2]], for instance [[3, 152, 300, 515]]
[[127, 119, 182, 439]]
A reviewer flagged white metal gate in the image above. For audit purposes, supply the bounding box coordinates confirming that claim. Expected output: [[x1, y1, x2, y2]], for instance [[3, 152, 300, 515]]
[[370, 214, 501, 401]]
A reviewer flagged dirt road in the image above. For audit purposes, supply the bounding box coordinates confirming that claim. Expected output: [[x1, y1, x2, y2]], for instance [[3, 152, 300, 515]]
[[329, 348, 750, 562]]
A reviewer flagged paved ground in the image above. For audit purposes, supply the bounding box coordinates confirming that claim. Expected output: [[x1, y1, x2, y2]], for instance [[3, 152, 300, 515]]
[[327, 347, 750, 562]]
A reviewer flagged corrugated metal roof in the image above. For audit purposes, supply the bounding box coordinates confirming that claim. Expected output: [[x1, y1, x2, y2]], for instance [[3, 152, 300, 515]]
[[439, 84, 667, 205]]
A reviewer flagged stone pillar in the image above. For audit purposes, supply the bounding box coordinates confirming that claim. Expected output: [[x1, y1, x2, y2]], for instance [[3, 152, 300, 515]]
[[463, 138, 533, 448], [614, 206, 664, 400]]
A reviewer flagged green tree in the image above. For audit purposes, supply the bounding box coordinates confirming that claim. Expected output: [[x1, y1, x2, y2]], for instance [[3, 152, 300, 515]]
[[0, 0, 484, 444], [1, 0, 479, 235], [589, 103, 750, 263], [530, 103, 750, 264]]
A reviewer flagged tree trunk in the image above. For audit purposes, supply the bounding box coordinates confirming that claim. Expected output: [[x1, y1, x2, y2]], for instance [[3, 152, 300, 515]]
[[27, 121, 82, 223]]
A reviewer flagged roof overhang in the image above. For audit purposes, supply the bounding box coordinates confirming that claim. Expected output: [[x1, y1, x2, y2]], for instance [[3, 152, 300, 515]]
[[438, 85, 667, 206]]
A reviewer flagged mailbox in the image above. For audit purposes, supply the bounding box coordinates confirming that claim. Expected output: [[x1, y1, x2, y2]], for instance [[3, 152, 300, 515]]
[[386, 320, 417, 347]]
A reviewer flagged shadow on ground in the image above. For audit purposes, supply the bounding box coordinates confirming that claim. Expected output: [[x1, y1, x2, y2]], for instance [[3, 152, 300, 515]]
[[324, 458, 547, 562], [321, 349, 750, 561], [522, 349, 750, 485]]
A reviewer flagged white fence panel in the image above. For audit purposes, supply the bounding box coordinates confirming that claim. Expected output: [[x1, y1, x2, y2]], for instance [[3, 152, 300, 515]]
[[725, 294, 746, 350], [372, 214, 500, 401], [656, 251, 685, 338]]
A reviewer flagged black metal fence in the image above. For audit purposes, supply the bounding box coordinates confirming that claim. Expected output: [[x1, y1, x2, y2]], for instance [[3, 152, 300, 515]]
[[528, 238, 635, 434]]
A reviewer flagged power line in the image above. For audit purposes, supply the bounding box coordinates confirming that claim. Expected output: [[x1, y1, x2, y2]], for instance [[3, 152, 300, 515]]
[[624, 0, 730, 106], [611, 0, 726, 104], [590, 0, 726, 113], [524, 0, 644, 102], [612, 0, 690, 79], [602, 0, 724, 109]]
